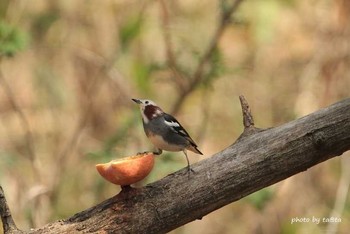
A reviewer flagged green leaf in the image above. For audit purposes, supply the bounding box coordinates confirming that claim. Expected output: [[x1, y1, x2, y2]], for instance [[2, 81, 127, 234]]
[[132, 60, 160, 94], [31, 11, 60, 39], [119, 17, 143, 51], [245, 188, 274, 210], [0, 1, 10, 19], [203, 46, 225, 86], [0, 22, 29, 57]]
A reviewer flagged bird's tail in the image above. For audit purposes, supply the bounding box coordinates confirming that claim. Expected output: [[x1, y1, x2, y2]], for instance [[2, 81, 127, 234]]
[[187, 145, 203, 155]]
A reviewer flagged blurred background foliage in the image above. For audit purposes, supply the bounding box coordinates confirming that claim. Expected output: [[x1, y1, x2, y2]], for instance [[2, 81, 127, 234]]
[[0, 0, 350, 233]]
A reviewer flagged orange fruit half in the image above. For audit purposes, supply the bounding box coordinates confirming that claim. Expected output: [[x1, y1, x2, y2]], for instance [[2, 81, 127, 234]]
[[96, 152, 155, 186]]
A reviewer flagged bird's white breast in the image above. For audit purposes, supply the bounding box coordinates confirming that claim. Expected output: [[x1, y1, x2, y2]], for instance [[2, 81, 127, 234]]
[[148, 134, 183, 152]]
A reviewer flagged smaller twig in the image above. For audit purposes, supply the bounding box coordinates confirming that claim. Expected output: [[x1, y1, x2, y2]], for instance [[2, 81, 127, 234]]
[[0, 68, 36, 163], [51, 61, 102, 190], [171, 0, 245, 114], [0, 186, 24, 234], [49, 48, 126, 204], [159, 0, 187, 90], [326, 154, 350, 234], [239, 95, 254, 129]]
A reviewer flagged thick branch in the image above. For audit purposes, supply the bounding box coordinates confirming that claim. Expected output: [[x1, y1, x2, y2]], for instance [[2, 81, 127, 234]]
[[2, 98, 350, 233], [0, 186, 24, 234]]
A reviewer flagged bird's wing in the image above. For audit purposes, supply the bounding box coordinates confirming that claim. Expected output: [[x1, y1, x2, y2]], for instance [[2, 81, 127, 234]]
[[163, 113, 198, 147]]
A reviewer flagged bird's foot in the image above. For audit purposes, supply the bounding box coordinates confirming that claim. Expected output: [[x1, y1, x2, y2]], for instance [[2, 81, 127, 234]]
[[136, 151, 152, 155], [187, 165, 196, 174], [153, 149, 163, 155]]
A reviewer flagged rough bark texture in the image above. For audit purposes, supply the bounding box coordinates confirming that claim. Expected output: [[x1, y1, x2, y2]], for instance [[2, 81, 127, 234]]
[[2, 98, 350, 234], [0, 187, 24, 234]]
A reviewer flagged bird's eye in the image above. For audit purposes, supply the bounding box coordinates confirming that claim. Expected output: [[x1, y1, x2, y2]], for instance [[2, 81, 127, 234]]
[[145, 101, 149, 104]]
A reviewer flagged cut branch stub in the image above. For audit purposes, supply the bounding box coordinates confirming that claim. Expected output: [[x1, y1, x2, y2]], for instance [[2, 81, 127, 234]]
[[239, 95, 254, 129], [237, 95, 262, 141]]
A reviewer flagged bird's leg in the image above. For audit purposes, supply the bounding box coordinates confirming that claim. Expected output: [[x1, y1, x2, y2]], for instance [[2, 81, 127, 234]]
[[153, 148, 163, 155], [183, 150, 194, 173]]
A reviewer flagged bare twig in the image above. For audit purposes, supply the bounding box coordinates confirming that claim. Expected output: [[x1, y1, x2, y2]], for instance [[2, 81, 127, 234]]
[[74, 47, 131, 98], [0, 186, 24, 234], [0, 68, 36, 164], [159, 0, 187, 90], [53, 59, 107, 183], [54, 44, 129, 166], [326, 154, 350, 234], [0, 66, 41, 201], [195, 88, 212, 143], [171, 0, 245, 114]]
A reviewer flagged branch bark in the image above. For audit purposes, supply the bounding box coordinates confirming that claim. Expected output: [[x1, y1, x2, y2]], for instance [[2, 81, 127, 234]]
[[0, 187, 24, 234], [2, 97, 350, 234]]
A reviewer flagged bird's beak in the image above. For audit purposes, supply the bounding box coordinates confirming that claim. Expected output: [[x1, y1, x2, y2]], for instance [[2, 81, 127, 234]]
[[132, 98, 142, 104]]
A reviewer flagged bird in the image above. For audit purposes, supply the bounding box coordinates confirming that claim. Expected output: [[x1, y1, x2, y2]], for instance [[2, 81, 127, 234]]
[[132, 98, 203, 172]]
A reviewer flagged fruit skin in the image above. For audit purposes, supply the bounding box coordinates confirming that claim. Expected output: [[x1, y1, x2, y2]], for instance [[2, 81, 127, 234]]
[[96, 152, 155, 186]]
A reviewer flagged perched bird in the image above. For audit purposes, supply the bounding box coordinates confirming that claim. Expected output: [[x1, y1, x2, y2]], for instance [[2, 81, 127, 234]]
[[132, 98, 203, 172]]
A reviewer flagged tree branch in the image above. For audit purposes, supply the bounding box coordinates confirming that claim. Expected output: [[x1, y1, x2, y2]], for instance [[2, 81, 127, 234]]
[[0, 186, 24, 234], [1, 97, 350, 233], [171, 0, 244, 114]]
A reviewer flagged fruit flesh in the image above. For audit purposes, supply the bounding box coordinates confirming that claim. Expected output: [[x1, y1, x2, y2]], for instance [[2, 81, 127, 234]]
[[96, 152, 155, 186]]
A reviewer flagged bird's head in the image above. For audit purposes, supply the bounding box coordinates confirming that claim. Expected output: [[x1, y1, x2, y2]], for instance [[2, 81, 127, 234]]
[[132, 98, 164, 123]]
